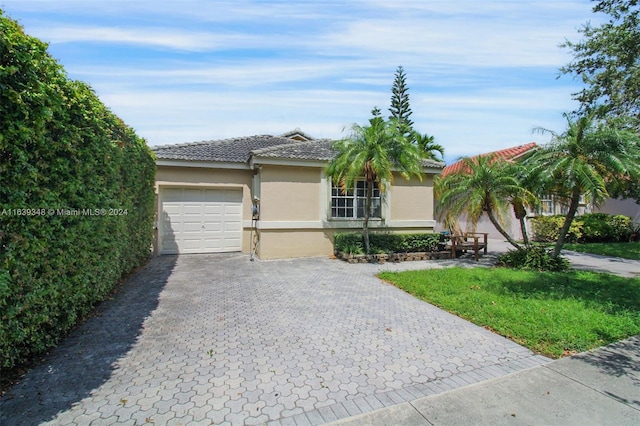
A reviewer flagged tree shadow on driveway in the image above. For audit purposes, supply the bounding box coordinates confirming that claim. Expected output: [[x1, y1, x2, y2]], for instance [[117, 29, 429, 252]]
[[0, 255, 177, 426]]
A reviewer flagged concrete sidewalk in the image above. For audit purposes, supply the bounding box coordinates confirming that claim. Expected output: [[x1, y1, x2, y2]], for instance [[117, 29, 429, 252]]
[[331, 241, 640, 425], [330, 335, 640, 426]]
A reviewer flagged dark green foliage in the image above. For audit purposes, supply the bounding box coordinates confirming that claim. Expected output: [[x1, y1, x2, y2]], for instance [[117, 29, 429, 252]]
[[388, 65, 414, 134], [531, 215, 583, 243], [497, 247, 570, 272], [334, 232, 441, 255], [0, 13, 156, 370], [560, 0, 640, 125], [580, 213, 632, 242], [531, 213, 633, 243]]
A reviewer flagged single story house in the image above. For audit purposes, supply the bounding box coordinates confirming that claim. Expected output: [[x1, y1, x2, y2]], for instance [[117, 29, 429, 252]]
[[152, 131, 444, 259]]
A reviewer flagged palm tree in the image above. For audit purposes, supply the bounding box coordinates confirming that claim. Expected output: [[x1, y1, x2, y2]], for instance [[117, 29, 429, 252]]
[[435, 154, 538, 250], [505, 161, 540, 246], [526, 112, 640, 257], [326, 109, 423, 253], [411, 131, 445, 161]]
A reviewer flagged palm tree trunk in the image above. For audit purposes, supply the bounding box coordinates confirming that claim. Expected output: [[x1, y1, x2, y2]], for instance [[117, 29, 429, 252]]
[[362, 180, 373, 253], [487, 210, 522, 250], [553, 189, 581, 257], [519, 217, 530, 246]]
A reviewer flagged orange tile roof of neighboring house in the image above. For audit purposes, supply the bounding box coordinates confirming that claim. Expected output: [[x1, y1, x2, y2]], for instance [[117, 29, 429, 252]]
[[442, 142, 538, 176]]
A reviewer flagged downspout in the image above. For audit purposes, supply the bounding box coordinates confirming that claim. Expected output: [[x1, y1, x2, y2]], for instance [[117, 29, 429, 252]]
[[249, 162, 262, 261]]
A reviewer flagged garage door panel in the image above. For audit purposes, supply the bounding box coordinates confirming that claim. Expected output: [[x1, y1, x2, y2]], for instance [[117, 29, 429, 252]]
[[162, 188, 183, 202], [184, 188, 204, 201], [160, 187, 243, 254], [223, 220, 241, 232], [223, 190, 242, 204], [223, 238, 241, 249], [182, 222, 203, 232], [224, 204, 242, 215], [204, 205, 223, 214], [203, 222, 222, 232]]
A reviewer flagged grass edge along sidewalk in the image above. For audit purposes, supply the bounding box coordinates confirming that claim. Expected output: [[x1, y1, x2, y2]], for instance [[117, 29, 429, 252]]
[[379, 267, 640, 358], [564, 241, 640, 260]]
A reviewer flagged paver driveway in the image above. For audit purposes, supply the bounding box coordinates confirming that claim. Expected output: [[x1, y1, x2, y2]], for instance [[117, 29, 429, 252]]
[[1, 253, 549, 425]]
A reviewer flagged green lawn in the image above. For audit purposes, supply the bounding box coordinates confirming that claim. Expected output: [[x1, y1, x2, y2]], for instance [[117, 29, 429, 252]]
[[379, 267, 640, 358], [563, 241, 640, 260]]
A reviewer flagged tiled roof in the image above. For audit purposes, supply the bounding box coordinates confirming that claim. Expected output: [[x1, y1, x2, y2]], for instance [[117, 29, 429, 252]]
[[251, 139, 336, 161], [279, 128, 316, 141], [252, 140, 445, 168], [152, 135, 299, 163], [442, 142, 538, 176], [153, 134, 446, 169]]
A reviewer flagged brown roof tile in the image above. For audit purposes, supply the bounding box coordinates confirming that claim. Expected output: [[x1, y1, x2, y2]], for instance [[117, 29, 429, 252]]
[[442, 142, 538, 176]]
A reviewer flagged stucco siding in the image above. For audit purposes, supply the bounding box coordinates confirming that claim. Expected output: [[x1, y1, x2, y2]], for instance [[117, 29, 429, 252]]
[[390, 174, 435, 221], [259, 165, 322, 222], [595, 198, 640, 224]]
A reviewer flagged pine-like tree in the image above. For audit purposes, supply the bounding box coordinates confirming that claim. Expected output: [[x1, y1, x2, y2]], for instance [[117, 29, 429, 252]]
[[388, 65, 414, 135]]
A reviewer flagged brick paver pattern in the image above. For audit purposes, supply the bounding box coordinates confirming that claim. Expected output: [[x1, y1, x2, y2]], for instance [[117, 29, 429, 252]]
[[1, 253, 549, 425]]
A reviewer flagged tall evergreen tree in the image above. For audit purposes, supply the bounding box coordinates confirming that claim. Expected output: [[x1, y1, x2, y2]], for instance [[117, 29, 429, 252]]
[[388, 65, 414, 135]]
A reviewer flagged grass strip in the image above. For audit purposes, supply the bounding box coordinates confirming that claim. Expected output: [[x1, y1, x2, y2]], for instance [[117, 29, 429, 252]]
[[564, 242, 640, 260]]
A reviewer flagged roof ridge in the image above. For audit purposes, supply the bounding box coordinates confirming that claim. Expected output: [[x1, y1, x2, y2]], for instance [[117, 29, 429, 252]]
[[152, 135, 276, 150], [250, 138, 332, 156]]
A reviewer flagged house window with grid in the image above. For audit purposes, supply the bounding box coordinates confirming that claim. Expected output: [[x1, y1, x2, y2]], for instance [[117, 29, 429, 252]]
[[540, 195, 554, 215], [331, 181, 381, 218]]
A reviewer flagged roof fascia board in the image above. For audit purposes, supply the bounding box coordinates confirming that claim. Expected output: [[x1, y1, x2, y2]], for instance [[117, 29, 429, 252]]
[[251, 156, 444, 174], [156, 159, 250, 170], [250, 157, 329, 168]]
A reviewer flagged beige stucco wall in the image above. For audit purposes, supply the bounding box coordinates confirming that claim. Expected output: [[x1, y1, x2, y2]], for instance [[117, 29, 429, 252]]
[[258, 165, 322, 221], [595, 198, 640, 224], [257, 229, 334, 259], [390, 174, 435, 221]]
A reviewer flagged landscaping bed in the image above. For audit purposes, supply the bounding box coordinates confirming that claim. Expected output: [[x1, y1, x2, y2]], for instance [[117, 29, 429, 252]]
[[334, 232, 451, 263], [336, 250, 451, 264]]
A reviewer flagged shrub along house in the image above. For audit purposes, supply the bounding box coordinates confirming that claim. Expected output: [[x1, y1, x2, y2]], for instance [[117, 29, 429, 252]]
[[153, 131, 444, 259]]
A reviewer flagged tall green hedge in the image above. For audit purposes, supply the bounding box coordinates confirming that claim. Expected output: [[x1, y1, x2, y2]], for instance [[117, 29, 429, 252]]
[[0, 12, 156, 370]]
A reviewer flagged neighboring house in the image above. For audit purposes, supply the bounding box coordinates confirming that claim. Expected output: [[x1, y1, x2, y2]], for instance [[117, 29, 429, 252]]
[[595, 198, 640, 224], [437, 142, 592, 240], [152, 131, 444, 259]]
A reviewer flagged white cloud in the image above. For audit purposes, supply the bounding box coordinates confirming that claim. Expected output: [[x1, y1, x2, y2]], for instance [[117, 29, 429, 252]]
[[2, 0, 598, 163]]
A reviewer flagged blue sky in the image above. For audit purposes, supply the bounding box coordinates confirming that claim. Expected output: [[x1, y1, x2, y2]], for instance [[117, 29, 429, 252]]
[[3, 1, 600, 163]]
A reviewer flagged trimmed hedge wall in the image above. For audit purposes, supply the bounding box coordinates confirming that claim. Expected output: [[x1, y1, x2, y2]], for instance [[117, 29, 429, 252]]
[[531, 213, 633, 243], [334, 232, 441, 255], [0, 13, 156, 370]]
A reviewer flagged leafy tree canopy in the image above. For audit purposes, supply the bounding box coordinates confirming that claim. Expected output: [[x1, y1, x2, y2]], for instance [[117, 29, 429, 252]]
[[526, 111, 640, 256], [560, 0, 640, 126]]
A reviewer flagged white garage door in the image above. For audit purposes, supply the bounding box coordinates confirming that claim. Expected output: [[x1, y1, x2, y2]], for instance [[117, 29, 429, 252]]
[[160, 187, 242, 254]]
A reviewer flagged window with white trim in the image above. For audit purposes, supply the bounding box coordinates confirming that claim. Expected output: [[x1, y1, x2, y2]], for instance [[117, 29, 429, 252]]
[[540, 195, 554, 215], [539, 194, 570, 215], [331, 180, 381, 219]]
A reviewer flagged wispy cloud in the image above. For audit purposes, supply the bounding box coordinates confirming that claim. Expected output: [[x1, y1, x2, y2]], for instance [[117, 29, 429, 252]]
[[2, 0, 597, 162]]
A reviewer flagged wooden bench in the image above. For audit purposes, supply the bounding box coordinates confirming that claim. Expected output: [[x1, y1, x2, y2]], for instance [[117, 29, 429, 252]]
[[446, 232, 488, 261]]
